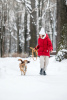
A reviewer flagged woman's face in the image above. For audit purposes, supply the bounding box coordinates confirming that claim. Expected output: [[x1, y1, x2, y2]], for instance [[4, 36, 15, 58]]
[[40, 34, 44, 38], [40, 34, 42, 38]]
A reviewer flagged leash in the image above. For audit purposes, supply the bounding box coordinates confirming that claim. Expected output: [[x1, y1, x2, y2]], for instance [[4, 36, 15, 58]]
[[30, 47, 38, 61]]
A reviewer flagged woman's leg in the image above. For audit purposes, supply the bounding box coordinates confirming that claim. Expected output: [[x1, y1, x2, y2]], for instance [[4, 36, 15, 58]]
[[40, 56, 44, 74], [44, 56, 49, 71], [40, 56, 44, 69]]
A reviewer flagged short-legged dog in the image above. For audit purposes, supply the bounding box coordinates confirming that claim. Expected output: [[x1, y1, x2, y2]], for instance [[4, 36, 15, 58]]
[[18, 59, 30, 75]]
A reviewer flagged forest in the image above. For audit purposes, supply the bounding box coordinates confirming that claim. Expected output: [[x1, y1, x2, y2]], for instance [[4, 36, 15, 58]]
[[0, 0, 67, 57]]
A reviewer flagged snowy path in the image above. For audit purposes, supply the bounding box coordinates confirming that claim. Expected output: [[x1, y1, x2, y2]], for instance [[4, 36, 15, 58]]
[[0, 57, 67, 100]]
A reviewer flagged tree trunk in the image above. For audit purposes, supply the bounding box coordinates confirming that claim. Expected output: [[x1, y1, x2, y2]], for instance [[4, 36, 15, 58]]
[[24, 12, 27, 53], [56, 0, 67, 52], [17, 15, 20, 53], [30, 0, 37, 51]]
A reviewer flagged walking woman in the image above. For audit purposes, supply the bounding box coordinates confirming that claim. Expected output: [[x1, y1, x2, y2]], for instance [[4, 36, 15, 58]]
[[34, 27, 53, 75]]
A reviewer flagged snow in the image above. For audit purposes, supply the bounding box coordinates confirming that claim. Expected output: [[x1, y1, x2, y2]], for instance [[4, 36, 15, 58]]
[[26, 36, 31, 41], [16, 0, 21, 2], [0, 57, 67, 100], [66, 0, 67, 5], [16, 0, 24, 3], [61, 49, 67, 52], [26, 3, 32, 10]]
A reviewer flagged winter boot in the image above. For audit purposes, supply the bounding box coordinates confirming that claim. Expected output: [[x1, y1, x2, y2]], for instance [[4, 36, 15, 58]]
[[43, 70, 46, 75], [40, 68, 43, 75]]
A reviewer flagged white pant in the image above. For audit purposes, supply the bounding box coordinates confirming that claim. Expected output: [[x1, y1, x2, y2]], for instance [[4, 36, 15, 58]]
[[40, 56, 49, 71]]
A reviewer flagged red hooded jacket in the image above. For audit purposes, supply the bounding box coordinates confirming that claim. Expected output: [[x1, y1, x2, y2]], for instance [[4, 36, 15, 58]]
[[35, 34, 53, 57]]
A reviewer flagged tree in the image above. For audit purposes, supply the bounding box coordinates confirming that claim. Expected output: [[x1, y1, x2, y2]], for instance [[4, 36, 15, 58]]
[[56, 0, 67, 52], [30, 0, 37, 51]]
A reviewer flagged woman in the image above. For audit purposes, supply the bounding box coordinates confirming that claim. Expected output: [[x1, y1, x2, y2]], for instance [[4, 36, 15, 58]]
[[34, 27, 53, 75]]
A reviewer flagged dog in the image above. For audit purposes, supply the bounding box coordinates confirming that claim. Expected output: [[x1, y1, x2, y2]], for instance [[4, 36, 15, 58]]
[[18, 59, 30, 75]]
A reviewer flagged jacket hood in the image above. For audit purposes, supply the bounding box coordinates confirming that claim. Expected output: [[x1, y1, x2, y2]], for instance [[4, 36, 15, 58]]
[[39, 33, 49, 39]]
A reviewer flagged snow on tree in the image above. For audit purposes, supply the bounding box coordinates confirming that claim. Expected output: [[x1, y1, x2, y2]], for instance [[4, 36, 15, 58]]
[[35, 0, 57, 51], [1, 0, 66, 57], [66, 0, 67, 5], [0, 0, 32, 56]]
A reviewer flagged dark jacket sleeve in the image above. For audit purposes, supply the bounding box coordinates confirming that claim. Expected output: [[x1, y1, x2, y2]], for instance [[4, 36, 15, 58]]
[[35, 45, 40, 50]]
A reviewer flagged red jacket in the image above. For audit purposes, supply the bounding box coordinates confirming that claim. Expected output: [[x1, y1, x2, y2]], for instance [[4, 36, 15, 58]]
[[35, 34, 53, 57]]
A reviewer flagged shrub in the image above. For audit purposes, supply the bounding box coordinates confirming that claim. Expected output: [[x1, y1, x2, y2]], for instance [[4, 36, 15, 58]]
[[55, 49, 67, 62]]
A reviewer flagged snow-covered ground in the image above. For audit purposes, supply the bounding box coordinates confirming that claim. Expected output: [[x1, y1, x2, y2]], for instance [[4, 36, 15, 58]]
[[0, 56, 67, 100]]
